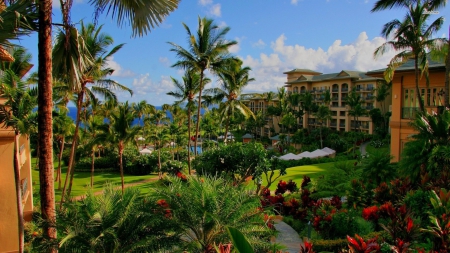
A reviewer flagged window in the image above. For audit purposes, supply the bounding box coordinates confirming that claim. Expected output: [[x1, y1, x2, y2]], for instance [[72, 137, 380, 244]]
[[340, 111, 346, 116]]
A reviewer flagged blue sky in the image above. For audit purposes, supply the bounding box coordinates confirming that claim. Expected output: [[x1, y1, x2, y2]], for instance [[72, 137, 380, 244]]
[[17, 0, 450, 106]]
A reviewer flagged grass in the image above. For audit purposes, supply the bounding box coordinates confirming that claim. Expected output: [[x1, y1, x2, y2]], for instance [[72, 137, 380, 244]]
[[250, 161, 355, 191], [365, 143, 390, 154], [31, 158, 159, 201]]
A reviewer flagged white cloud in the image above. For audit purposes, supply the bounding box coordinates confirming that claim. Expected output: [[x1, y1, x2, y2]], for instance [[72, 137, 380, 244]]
[[252, 39, 266, 49], [198, 0, 213, 6], [228, 37, 242, 54], [209, 3, 221, 17], [159, 57, 170, 67], [240, 32, 396, 93], [131, 74, 174, 96], [291, 0, 299, 5], [105, 56, 135, 77]]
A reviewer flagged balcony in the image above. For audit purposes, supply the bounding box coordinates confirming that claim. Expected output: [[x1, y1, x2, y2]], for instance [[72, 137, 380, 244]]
[[402, 107, 419, 119], [365, 96, 374, 101], [332, 97, 339, 101], [316, 89, 324, 93], [339, 123, 345, 128], [330, 122, 337, 127], [355, 87, 362, 92], [310, 90, 316, 93], [365, 105, 374, 110], [300, 90, 306, 94], [332, 88, 339, 92], [341, 88, 349, 92], [364, 87, 374, 92]]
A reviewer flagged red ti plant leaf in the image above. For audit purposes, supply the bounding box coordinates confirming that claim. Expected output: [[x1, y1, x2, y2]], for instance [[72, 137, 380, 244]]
[[299, 240, 315, 253], [347, 234, 381, 253]]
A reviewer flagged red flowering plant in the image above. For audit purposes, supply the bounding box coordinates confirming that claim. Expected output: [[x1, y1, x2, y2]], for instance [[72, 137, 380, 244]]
[[156, 199, 172, 218], [299, 240, 315, 253], [378, 203, 420, 244], [311, 200, 337, 237], [274, 180, 298, 195], [346, 234, 381, 253], [362, 205, 380, 222], [422, 189, 450, 252]]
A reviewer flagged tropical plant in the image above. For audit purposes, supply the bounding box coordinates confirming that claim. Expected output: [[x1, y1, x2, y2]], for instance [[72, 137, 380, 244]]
[[360, 149, 395, 187], [30, 184, 181, 252], [314, 105, 332, 148], [0, 69, 37, 252], [167, 70, 204, 173], [207, 60, 255, 142], [149, 176, 276, 252], [53, 111, 75, 189], [36, 0, 178, 243], [149, 126, 171, 179], [373, 0, 445, 112], [95, 102, 140, 193], [169, 16, 237, 155]]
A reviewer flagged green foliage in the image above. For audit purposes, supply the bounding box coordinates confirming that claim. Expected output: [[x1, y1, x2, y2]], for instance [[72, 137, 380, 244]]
[[360, 149, 395, 187], [149, 176, 275, 252], [403, 189, 433, 229], [311, 231, 388, 253], [346, 179, 372, 209], [74, 156, 117, 172], [29, 184, 181, 252], [227, 227, 254, 253], [314, 161, 362, 197], [193, 142, 268, 183]]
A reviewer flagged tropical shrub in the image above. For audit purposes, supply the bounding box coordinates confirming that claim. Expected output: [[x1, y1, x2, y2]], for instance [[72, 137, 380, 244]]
[[74, 156, 117, 171], [193, 142, 268, 184], [149, 176, 277, 252], [29, 185, 181, 252]]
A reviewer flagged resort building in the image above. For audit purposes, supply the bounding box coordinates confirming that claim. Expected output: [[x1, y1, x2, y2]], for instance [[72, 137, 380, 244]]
[[0, 48, 34, 253], [242, 69, 391, 138], [366, 58, 447, 162]]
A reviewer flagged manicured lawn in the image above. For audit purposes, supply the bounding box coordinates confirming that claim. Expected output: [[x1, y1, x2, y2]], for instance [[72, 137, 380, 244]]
[[31, 158, 159, 201], [251, 161, 356, 191], [365, 143, 390, 154]]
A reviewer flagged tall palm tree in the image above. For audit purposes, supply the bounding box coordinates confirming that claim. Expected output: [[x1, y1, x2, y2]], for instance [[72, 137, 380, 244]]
[[96, 102, 140, 194], [53, 111, 75, 190], [314, 105, 332, 148], [373, 0, 445, 112], [150, 126, 171, 179], [375, 80, 392, 132], [371, 0, 446, 12], [0, 70, 37, 253], [300, 91, 315, 131], [208, 61, 255, 143], [55, 22, 133, 202], [36, 0, 178, 245], [84, 114, 103, 187], [347, 87, 366, 132], [167, 70, 204, 174], [169, 16, 237, 155]]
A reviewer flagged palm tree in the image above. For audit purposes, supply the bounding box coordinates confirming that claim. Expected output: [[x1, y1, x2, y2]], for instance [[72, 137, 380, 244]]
[[150, 126, 171, 179], [150, 176, 275, 252], [36, 0, 178, 245], [375, 80, 392, 132], [0, 70, 37, 253], [84, 114, 103, 187], [371, 0, 446, 13], [169, 16, 237, 155], [132, 100, 148, 128], [346, 87, 366, 132], [55, 185, 181, 252], [373, 0, 445, 112], [300, 91, 315, 131], [96, 102, 140, 194], [167, 70, 204, 174], [55, 22, 133, 202], [431, 39, 450, 107], [53, 112, 75, 190], [314, 105, 332, 148], [207, 61, 255, 143]]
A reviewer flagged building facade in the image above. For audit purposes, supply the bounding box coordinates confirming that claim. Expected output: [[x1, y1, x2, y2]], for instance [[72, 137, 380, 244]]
[[242, 69, 391, 138], [367, 59, 447, 162]]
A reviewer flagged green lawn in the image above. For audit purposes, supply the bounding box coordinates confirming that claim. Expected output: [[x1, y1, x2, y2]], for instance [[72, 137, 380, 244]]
[[251, 161, 355, 191], [365, 143, 390, 154], [31, 158, 159, 201]]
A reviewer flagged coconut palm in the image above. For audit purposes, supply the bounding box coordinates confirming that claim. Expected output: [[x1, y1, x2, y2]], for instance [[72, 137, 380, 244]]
[[300, 91, 315, 131], [371, 0, 446, 13], [373, 0, 445, 112], [84, 114, 103, 187], [55, 22, 133, 202], [314, 105, 332, 148], [0, 0, 37, 47], [167, 70, 205, 173], [0, 70, 37, 253], [36, 0, 178, 245], [169, 16, 238, 155], [150, 126, 171, 179], [346, 87, 366, 132], [207, 61, 255, 143], [53, 112, 75, 189], [96, 102, 140, 194]]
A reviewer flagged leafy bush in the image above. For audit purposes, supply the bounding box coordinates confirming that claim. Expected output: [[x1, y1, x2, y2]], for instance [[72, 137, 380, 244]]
[[311, 231, 388, 252], [74, 156, 117, 172]]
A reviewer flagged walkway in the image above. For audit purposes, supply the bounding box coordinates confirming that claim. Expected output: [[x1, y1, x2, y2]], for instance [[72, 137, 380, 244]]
[[73, 177, 159, 201], [273, 220, 303, 253], [359, 141, 370, 156]]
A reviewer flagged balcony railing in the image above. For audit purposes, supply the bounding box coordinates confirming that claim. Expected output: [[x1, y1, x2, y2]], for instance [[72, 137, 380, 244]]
[[402, 107, 419, 119], [365, 105, 374, 110], [310, 90, 316, 93], [339, 123, 345, 127], [300, 90, 306, 94], [365, 96, 374, 101], [332, 97, 339, 101], [355, 87, 362, 91], [330, 122, 337, 127], [341, 88, 349, 92], [365, 87, 374, 91], [332, 88, 339, 92]]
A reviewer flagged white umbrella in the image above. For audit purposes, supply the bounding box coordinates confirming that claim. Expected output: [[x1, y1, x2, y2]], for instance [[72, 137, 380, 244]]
[[137, 137, 145, 141], [279, 153, 302, 160], [139, 148, 152, 155], [309, 149, 329, 158]]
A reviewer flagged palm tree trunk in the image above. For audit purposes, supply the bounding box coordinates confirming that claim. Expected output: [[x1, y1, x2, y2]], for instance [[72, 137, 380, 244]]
[[319, 123, 323, 148], [158, 145, 162, 179], [119, 142, 124, 194], [224, 110, 231, 145], [194, 70, 205, 156], [444, 40, 450, 107], [38, 0, 57, 246], [91, 149, 95, 187], [13, 132, 24, 253], [415, 57, 426, 112], [60, 89, 84, 206], [56, 137, 65, 190], [187, 108, 192, 174]]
